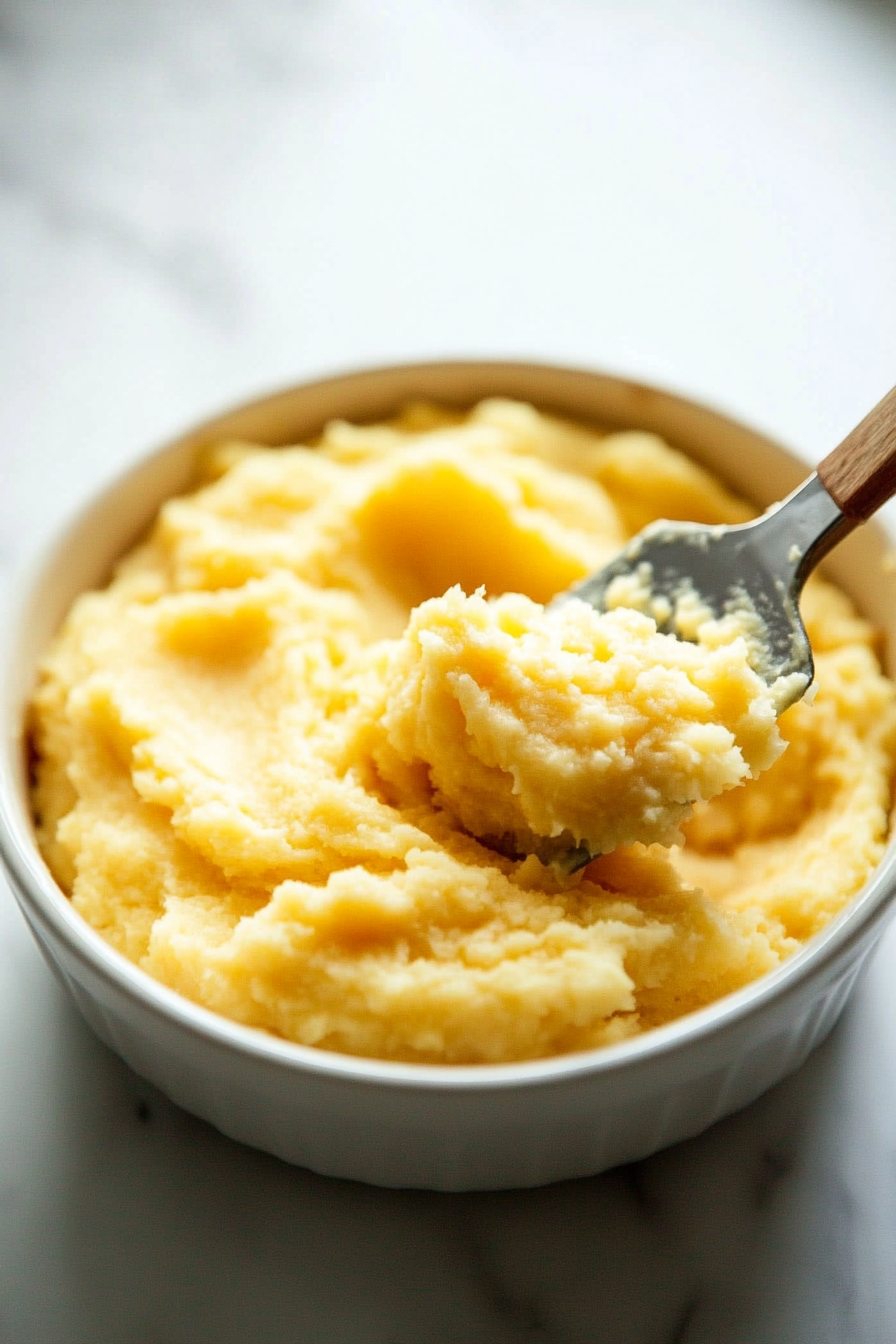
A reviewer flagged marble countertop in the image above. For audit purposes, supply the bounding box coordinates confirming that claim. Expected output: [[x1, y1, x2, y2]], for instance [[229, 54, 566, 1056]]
[[3, 1, 896, 1339]]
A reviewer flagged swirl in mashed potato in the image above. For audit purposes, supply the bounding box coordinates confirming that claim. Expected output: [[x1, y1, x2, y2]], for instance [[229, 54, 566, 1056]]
[[30, 399, 896, 1062]]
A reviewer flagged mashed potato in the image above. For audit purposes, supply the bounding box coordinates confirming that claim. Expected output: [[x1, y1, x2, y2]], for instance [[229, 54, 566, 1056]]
[[372, 589, 791, 861], [30, 399, 896, 1063]]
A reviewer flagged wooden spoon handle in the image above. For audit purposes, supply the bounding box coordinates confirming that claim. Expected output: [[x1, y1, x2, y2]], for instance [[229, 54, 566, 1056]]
[[818, 382, 896, 520]]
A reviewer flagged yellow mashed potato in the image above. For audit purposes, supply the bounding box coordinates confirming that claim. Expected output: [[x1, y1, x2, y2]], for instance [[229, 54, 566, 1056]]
[[374, 589, 792, 860], [30, 399, 896, 1063]]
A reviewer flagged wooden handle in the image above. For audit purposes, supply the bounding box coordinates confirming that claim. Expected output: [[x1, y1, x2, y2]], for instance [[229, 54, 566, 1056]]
[[818, 382, 896, 520]]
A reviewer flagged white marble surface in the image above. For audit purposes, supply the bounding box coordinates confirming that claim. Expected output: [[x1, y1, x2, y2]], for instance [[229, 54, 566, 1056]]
[[3, 1, 896, 1339]]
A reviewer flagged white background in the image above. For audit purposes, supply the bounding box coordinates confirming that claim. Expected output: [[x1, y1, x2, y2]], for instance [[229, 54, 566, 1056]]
[[2, 2, 896, 1339]]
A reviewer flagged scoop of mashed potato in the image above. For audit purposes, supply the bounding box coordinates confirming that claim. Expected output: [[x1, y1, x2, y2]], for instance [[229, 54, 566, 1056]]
[[29, 400, 896, 1063], [372, 587, 789, 860]]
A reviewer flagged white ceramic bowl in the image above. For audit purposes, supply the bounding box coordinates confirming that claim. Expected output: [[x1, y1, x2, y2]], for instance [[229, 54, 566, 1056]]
[[2, 361, 896, 1192]]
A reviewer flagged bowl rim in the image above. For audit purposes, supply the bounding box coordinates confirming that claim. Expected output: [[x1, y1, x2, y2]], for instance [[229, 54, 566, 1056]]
[[3, 357, 896, 1092]]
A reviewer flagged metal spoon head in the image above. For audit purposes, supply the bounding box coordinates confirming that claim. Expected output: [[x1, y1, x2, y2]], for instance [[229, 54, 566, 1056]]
[[558, 473, 851, 714], [563, 518, 813, 701]]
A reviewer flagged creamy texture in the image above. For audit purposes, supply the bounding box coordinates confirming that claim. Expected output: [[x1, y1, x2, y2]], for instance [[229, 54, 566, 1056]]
[[373, 588, 788, 860], [30, 399, 896, 1063]]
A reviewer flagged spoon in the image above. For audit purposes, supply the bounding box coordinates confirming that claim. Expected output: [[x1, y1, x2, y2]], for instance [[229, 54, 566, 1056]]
[[559, 381, 896, 712]]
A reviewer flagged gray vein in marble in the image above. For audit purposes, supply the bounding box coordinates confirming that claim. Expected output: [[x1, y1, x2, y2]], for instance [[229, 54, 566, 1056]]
[[0, 142, 243, 323], [0, 0, 355, 325], [662, 1298, 699, 1344], [0, 0, 336, 90], [619, 1160, 662, 1218], [810, 1169, 860, 1343], [464, 1228, 560, 1343], [753, 1144, 797, 1209]]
